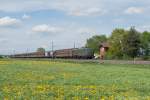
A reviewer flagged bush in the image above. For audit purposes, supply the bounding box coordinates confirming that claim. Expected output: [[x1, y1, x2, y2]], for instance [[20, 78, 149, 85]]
[[141, 56, 150, 60]]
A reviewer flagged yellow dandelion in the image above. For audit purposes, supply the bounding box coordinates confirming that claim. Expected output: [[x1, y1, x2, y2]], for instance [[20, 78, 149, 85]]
[[3, 86, 10, 93], [100, 96, 105, 100], [17, 91, 22, 96], [146, 96, 150, 100], [84, 97, 89, 100], [4, 97, 9, 100], [109, 95, 114, 100]]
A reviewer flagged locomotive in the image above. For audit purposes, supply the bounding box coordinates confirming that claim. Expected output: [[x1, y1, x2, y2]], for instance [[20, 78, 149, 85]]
[[11, 48, 94, 59]]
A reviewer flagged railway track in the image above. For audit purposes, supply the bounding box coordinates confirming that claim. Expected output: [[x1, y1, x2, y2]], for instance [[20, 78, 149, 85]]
[[35, 59, 150, 65], [100, 60, 150, 64], [10, 58, 150, 64], [46, 59, 150, 65]]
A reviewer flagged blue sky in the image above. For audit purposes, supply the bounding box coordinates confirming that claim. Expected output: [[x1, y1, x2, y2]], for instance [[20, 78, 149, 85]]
[[0, 0, 150, 54]]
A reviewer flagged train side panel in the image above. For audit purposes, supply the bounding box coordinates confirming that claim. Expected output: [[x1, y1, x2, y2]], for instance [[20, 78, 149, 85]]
[[53, 49, 73, 58], [11, 48, 94, 59], [73, 48, 94, 59]]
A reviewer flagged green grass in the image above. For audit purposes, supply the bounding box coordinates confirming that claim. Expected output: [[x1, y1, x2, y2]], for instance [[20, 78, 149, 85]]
[[0, 59, 150, 100]]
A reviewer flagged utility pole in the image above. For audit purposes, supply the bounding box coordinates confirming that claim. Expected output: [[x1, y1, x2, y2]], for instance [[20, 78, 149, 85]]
[[51, 41, 54, 58], [13, 50, 15, 55], [52, 41, 54, 52], [74, 42, 76, 48], [26, 48, 29, 53], [12, 50, 15, 57]]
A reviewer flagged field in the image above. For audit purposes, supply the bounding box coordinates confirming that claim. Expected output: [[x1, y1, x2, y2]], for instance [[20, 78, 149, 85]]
[[0, 59, 150, 100]]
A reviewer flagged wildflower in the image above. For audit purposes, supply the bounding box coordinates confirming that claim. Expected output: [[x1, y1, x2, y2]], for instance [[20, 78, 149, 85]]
[[17, 91, 22, 96], [72, 96, 79, 100], [84, 97, 89, 100], [108, 95, 114, 100], [146, 96, 150, 100], [4, 97, 9, 100], [3, 86, 10, 93], [36, 85, 46, 93], [100, 96, 105, 100]]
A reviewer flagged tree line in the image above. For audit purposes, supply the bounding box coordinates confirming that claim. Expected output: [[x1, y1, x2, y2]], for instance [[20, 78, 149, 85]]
[[85, 27, 150, 60]]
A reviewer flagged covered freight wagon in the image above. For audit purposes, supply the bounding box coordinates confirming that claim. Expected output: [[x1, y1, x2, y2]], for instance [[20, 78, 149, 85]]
[[53, 49, 73, 58], [73, 48, 94, 59]]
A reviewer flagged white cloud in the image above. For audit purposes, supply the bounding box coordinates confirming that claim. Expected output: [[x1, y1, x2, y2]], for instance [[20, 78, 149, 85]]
[[0, 16, 21, 27], [22, 14, 31, 19], [40, 45, 49, 50], [76, 28, 96, 34], [0, 1, 149, 17], [125, 7, 144, 14], [54, 0, 107, 16], [68, 7, 106, 16], [32, 24, 63, 34], [0, 0, 107, 17]]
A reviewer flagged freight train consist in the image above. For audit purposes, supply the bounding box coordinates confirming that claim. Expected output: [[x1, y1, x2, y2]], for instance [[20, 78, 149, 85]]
[[11, 48, 94, 59]]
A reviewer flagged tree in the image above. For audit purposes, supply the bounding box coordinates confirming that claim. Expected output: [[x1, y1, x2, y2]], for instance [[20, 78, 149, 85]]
[[85, 35, 107, 53], [122, 27, 141, 58], [0, 55, 3, 58], [37, 48, 45, 52], [140, 31, 150, 56], [108, 28, 127, 59]]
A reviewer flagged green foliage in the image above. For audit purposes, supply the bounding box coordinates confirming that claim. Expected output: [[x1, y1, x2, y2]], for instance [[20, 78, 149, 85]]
[[108, 28, 127, 59], [85, 27, 150, 60], [0, 55, 3, 58], [140, 31, 150, 56], [85, 35, 107, 53], [122, 27, 141, 58], [37, 47, 45, 52], [108, 27, 141, 59]]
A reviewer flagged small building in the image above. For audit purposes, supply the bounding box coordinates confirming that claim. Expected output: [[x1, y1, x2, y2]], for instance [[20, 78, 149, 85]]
[[99, 42, 109, 51], [99, 42, 109, 60]]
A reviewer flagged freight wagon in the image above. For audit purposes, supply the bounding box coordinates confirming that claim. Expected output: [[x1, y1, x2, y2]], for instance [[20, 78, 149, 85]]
[[73, 48, 94, 59], [11, 48, 94, 59], [53, 48, 94, 59], [11, 52, 49, 58], [53, 49, 73, 58]]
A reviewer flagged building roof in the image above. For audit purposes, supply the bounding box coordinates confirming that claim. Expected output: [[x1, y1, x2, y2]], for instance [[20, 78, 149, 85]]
[[99, 42, 110, 48]]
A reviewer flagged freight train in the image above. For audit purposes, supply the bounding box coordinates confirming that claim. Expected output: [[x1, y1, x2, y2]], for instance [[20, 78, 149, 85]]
[[11, 48, 94, 59]]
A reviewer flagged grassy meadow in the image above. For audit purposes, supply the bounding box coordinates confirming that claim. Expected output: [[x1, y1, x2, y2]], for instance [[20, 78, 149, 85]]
[[0, 59, 150, 100]]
